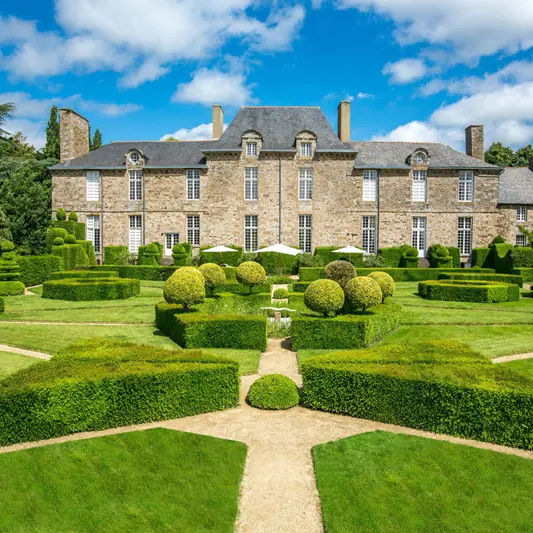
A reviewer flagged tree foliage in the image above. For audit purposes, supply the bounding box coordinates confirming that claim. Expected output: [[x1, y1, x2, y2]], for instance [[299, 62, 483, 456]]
[[485, 142, 533, 167], [45, 106, 60, 159], [90, 128, 102, 151]]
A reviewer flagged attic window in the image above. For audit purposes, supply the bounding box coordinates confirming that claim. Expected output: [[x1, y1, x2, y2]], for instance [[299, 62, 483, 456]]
[[246, 142, 258, 157], [129, 152, 140, 164], [301, 142, 312, 157], [414, 152, 426, 164]]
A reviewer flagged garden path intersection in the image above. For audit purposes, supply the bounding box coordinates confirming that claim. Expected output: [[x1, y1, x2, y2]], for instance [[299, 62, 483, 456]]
[[2, 339, 533, 533]]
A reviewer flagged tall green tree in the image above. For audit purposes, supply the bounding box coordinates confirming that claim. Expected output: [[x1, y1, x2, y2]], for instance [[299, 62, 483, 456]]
[[485, 142, 516, 166], [0, 102, 16, 138], [514, 145, 533, 167], [91, 128, 102, 150], [0, 208, 12, 242], [44, 105, 60, 160]]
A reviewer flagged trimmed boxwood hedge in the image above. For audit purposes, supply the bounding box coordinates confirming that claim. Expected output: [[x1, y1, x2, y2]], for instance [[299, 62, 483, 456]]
[[104, 245, 129, 265], [16, 255, 63, 286], [0, 262, 21, 282], [314, 247, 363, 268], [472, 247, 492, 269], [214, 281, 271, 295], [0, 296, 4, 313], [246, 374, 300, 410], [85, 265, 180, 280], [301, 343, 533, 449], [50, 270, 120, 280], [0, 281, 25, 296], [291, 302, 402, 350], [492, 243, 515, 273], [0, 340, 239, 446], [299, 267, 325, 282], [419, 279, 520, 303], [156, 302, 267, 350], [438, 272, 523, 287], [513, 268, 533, 282], [199, 245, 243, 266], [42, 278, 140, 301]]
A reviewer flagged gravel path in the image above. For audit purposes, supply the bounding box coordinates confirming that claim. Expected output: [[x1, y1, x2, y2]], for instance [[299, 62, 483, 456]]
[[0, 320, 154, 326], [0, 344, 51, 360], [493, 352, 533, 363]]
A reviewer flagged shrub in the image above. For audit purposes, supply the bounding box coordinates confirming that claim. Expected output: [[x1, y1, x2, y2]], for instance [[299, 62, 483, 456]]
[[53, 237, 64, 246], [76, 239, 97, 266], [404, 246, 418, 258], [378, 247, 403, 268], [247, 375, 299, 410], [68, 211, 78, 222], [491, 243, 514, 273], [50, 270, 119, 280], [256, 251, 300, 275], [83, 265, 181, 281], [344, 276, 382, 311], [273, 287, 289, 299], [138, 243, 161, 266], [324, 260, 356, 288], [491, 235, 506, 244], [42, 278, 140, 301], [52, 243, 89, 270], [513, 268, 533, 282], [200, 245, 243, 266], [379, 245, 418, 268], [268, 275, 293, 284], [172, 244, 188, 266], [354, 268, 494, 281], [0, 263, 20, 282], [16, 255, 63, 286], [368, 271, 395, 301], [472, 247, 492, 268], [74, 221, 86, 241], [438, 272, 523, 287], [419, 279, 520, 303], [0, 240, 14, 254], [45, 227, 69, 253], [363, 254, 388, 268], [0, 281, 25, 296], [164, 267, 205, 309], [448, 246, 461, 268], [214, 282, 271, 296], [298, 253, 324, 267], [199, 263, 226, 296], [236, 261, 267, 294], [510, 247, 533, 268], [427, 244, 453, 268], [104, 245, 129, 265], [314, 247, 363, 268], [299, 267, 324, 282], [304, 279, 345, 317], [64, 234, 76, 244], [0, 296, 4, 313], [56, 208, 67, 221]]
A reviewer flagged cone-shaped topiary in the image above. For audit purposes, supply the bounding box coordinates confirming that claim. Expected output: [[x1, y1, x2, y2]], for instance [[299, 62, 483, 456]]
[[246, 374, 300, 410], [236, 261, 267, 295], [53, 237, 65, 246], [68, 211, 79, 222], [368, 271, 395, 302], [64, 234, 76, 244], [324, 260, 356, 288], [344, 276, 382, 311], [198, 263, 226, 296], [56, 208, 67, 221], [163, 267, 205, 310], [304, 279, 345, 317]]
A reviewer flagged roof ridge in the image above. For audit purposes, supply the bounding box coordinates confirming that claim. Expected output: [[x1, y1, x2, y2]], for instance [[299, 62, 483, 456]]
[[241, 105, 321, 109], [350, 140, 443, 145], [110, 140, 214, 143]]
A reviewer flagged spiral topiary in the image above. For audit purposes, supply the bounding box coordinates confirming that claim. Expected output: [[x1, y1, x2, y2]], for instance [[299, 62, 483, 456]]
[[198, 263, 226, 296], [163, 267, 205, 310], [273, 287, 289, 299], [344, 276, 382, 312], [56, 208, 67, 221], [246, 374, 300, 410], [367, 271, 395, 302], [68, 211, 79, 222], [236, 261, 267, 295], [324, 260, 356, 288], [53, 237, 65, 246], [64, 234, 76, 244], [304, 279, 345, 317]]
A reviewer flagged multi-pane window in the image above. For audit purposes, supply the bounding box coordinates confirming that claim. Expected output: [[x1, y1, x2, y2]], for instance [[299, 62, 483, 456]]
[[363, 170, 377, 201], [187, 215, 200, 246], [244, 168, 259, 200], [298, 168, 313, 200], [186, 169, 200, 200], [86, 171, 100, 201], [362, 216, 377, 254], [412, 217, 426, 256], [414, 152, 426, 164], [129, 151, 140, 164], [516, 234, 527, 247], [87, 215, 100, 253], [412, 170, 427, 202], [517, 206, 528, 222], [458, 217, 473, 255], [246, 142, 258, 156], [128, 215, 142, 253], [300, 142, 312, 157], [165, 233, 180, 256], [299, 215, 312, 253], [244, 215, 258, 253], [459, 171, 474, 202], [129, 170, 142, 201]]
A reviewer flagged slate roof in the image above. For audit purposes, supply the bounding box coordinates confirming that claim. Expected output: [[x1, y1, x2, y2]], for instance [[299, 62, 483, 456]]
[[499, 167, 533, 204]]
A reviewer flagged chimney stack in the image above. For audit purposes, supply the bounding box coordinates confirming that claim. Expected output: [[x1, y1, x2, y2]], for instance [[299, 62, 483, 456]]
[[59, 109, 90, 163], [465, 125, 485, 161], [337, 100, 351, 143], [212, 105, 224, 139], [529, 157, 533, 172]]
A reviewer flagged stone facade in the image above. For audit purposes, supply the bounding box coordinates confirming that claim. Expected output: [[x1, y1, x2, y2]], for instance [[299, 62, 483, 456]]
[[59, 109, 90, 163]]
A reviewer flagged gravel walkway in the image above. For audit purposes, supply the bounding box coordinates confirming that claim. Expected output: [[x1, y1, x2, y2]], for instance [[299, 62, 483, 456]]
[[0, 344, 51, 360], [493, 352, 533, 363]]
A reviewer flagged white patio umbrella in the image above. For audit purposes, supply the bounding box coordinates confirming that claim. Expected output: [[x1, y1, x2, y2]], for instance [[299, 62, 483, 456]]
[[333, 245, 370, 264], [256, 243, 302, 274], [203, 245, 238, 265]]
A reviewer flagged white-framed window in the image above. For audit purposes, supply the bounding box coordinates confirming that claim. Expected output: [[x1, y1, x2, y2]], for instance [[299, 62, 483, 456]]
[[129, 170, 142, 201], [363, 170, 377, 201], [298, 168, 313, 200], [244, 215, 258, 252], [362, 216, 377, 254], [186, 169, 200, 200], [187, 215, 200, 246], [299, 215, 312, 253], [517, 206, 528, 222], [300, 142, 312, 157], [129, 151, 140, 164], [87, 215, 100, 253], [412, 170, 427, 202], [244, 167, 259, 201], [414, 152, 426, 164], [86, 171, 100, 201], [246, 142, 258, 157], [128, 215, 142, 253], [458, 217, 473, 255], [459, 170, 474, 202], [165, 233, 180, 256], [516, 234, 527, 247], [412, 217, 426, 257]]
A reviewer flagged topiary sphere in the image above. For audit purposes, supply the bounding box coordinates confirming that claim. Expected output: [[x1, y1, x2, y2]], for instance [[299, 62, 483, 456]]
[[198, 263, 226, 296], [164, 267, 205, 310], [405, 247, 418, 258], [68, 211, 79, 222], [64, 234, 76, 244], [246, 374, 300, 410], [324, 260, 356, 288], [304, 279, 345, 317], [53, 237, 65, 246], [344, 276, 383, 312], [56, 208, 67, 221], [434, 245, 449, 257], [145, 243, 159, 253], [368, 271, 395, 302], [236, 261, 267, 294], [172, 244, 185, 255], [1, 240, 14, 253], [273, 287, 289, 299]]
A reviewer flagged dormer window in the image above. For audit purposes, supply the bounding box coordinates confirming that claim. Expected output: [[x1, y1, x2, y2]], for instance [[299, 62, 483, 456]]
[[130, 152, 140, 164], [246, 142, 258, 157], [300, 142, 312, 157], [414, 152, 426, 164], [127, 150, 143, 166], [411, 149, 429, 166]]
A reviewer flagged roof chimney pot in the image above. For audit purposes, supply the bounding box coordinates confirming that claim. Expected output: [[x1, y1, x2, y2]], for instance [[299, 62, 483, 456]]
[[337, 100, 351, 143], [465, 125, 485, 161]]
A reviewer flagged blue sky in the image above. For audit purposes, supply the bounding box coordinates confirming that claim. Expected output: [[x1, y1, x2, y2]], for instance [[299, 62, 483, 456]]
[[1, 0, 533, 151]]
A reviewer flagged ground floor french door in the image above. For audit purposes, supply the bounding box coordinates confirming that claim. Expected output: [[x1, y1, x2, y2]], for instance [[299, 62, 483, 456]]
[[164, 233, 180, 256], [412, 217, 427, 257]]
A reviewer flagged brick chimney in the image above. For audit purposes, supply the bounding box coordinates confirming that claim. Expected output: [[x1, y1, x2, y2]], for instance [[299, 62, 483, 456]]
[[59, 109, 90, 163], [465, 125, 485, 161], [212, 104, 224, 139], [337, 100, 351, 143]]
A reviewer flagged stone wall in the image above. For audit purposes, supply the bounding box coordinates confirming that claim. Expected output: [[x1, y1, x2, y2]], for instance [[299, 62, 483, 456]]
[[59, 109, 89, 163]]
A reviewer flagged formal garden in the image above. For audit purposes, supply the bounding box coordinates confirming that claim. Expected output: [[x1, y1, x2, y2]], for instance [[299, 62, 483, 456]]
[[2, 216, 533, 531]]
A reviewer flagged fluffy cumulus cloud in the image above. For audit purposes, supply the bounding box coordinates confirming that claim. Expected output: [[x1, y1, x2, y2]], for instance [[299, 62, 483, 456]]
[[160, 122, 227, 141], [382, 58, 428, 84]]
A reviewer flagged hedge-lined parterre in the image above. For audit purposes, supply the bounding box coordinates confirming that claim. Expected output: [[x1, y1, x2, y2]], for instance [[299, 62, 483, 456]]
[[50, 270, 120, 280], [0, 281, 25, 296], [246, 374, 300, 410], [419, 279, 520, 303], [438, 272, 523, 287], [42, 278, 140, 301], [15, 255, 63, 286]]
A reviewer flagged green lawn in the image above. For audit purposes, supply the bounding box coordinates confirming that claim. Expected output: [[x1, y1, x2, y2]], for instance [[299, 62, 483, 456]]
[[0, 428, 247, 533], [501, 357, 533, 378], [313, 431, 533, 533], [0, 351, 40, 379]]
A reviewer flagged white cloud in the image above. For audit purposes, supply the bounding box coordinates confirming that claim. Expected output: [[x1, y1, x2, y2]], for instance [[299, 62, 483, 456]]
[[160, 122, 227, 141], [356, 92, 373, 99], [372, 121, 464, 148], [383, 58, 428, 84], [4, 118, 47, 149]]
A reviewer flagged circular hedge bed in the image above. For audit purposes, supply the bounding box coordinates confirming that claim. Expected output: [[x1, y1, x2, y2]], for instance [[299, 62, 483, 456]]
[[418, 279, 520, 303], [42, 278, 140, 301], [246, 374, 300, 410]]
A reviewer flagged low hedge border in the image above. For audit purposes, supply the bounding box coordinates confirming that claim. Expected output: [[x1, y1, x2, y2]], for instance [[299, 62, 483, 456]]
[[291, 302, 402, 350], [42, 278, 140, 301], [16, 255, 63, 286], [0, 296, 4, 313], [438, 272, 523, 287], [85, 265, 180, 281], [50, 270, 120, 280], [213, 281, 271, 295], [156, 302, 268, 350], [0, 281, 25, 296], [419, 279, 520, 303], [513, 268, 533, 283]]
